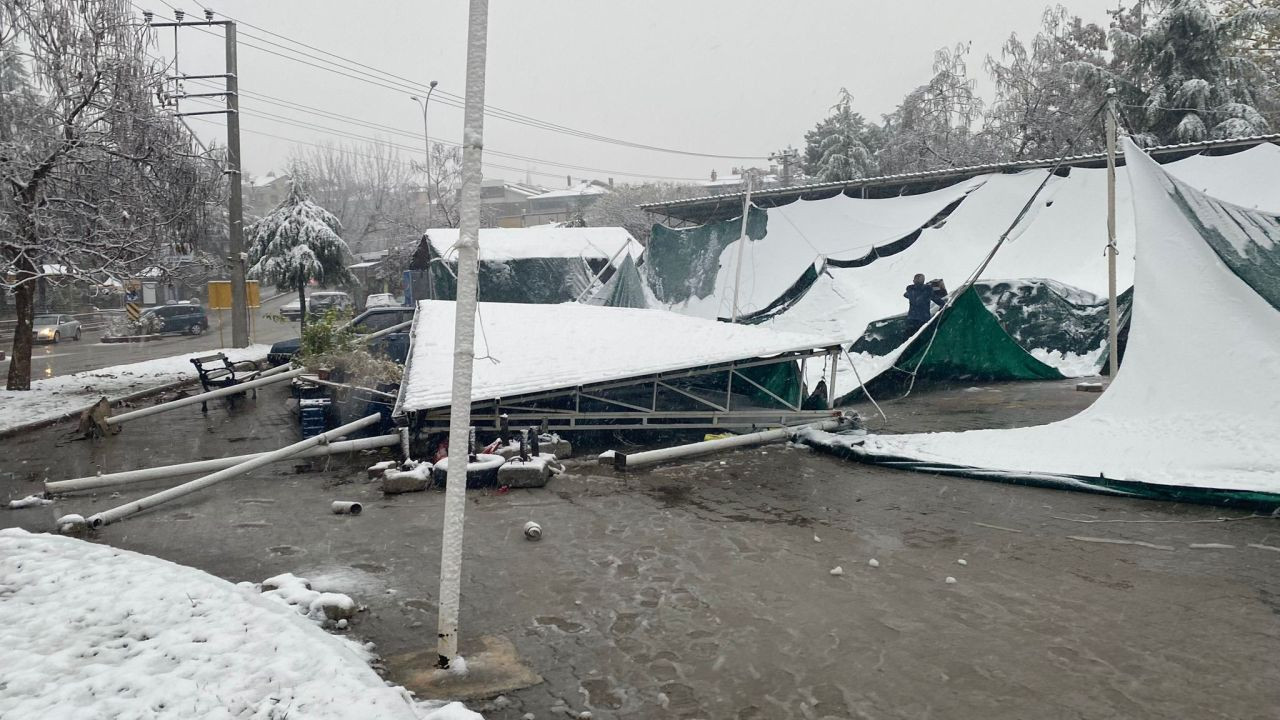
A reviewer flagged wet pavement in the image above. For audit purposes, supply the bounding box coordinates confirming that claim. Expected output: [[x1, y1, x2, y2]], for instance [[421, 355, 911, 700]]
[[3, 378, 1278, 719]]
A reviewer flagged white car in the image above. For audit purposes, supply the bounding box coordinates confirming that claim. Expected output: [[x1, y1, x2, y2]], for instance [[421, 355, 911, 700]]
[[365, 293, 398, 308], [34, 314, 82, 343]]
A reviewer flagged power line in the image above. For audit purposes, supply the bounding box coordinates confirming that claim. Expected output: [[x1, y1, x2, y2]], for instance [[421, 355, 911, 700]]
[[179, 78, 706, 181], [145, 0, 769, 160], [180, 90, 706, 182]]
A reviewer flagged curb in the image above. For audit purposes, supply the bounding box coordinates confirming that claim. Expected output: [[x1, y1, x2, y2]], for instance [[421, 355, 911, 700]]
[[0, 355, 268, 440], [101, 334, 168, 344]]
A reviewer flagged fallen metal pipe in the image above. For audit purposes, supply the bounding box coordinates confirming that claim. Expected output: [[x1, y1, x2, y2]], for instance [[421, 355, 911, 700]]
[[613, 416, 851, 470], [85, 413, 382, 529], [359, 319, 412, 343], [331, 501, 363, 515], [46, 434, 400, 494], [105, 366, 306, 426]]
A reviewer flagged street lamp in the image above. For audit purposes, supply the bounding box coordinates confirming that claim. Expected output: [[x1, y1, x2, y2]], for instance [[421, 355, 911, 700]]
[[409, 80, 439, 225]]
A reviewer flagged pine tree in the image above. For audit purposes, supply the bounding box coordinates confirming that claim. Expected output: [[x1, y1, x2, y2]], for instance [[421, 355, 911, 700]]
[[814, 89, 877, 182], [1081, 0, 1279, 144], [246, 183, 354, 328]]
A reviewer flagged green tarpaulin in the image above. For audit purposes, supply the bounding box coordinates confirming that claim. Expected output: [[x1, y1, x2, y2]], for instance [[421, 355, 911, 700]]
[[644, 207, 767, 305], [596, 254, 651, 309]]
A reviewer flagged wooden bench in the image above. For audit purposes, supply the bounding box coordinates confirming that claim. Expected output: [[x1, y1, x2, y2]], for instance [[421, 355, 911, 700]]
[[190, 353, 262, 412]]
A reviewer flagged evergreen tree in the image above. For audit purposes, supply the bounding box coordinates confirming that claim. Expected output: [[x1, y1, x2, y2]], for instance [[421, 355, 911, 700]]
[[1081, 0, 1279, 143], [246, 183, 354, 328], [814, 89, 878, 182]]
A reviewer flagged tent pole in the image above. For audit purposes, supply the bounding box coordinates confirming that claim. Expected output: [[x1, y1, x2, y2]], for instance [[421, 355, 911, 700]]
[[731, 170, 754, 322], [1105, 88, 1120, 378]]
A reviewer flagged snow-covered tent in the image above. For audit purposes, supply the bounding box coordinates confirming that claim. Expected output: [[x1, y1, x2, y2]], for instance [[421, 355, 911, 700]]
[[422, 226, 641, 304], [641, 143, 1280, 384], [801, 141, 1280, 506], [392, 301, 845, 433]]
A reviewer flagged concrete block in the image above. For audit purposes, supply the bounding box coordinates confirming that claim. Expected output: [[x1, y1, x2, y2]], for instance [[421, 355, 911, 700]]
[[498, 457, 552, 489]]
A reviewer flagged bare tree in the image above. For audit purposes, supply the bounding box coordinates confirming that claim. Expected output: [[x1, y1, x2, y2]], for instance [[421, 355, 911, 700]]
[[287, 138, 418, 255], [1, 0, 223, 390], [583, 182, 701, 245], [419, 141, 463, 229]]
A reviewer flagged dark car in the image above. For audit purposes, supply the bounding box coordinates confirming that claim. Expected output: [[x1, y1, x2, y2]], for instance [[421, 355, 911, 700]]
[[140, 303, 208, 335], [267, 306, 416, 366]]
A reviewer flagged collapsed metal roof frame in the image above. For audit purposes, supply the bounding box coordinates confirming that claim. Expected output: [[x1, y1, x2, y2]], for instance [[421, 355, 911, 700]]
[[401, 345, 844, 433], [640, 134, 1280, 226]]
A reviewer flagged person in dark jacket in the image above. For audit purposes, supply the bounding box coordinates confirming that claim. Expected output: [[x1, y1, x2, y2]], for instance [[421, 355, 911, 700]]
[[904, 273, 947, 333]]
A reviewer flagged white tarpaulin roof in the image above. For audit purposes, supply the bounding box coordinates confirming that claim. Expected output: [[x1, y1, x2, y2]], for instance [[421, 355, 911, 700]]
[[396, 301, 843, 412], [424, 226, 641, 264], [829, 141, 1280, 495]]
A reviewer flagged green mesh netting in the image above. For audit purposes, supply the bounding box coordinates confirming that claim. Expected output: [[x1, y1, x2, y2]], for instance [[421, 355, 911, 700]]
[[429, 257, 594, 304], [597, 254, 650, 309], [857, 285, 1064, 398], [1160, 172, 1280, 312], [644, 206, 767, 305], [727, 262, 823, 324]]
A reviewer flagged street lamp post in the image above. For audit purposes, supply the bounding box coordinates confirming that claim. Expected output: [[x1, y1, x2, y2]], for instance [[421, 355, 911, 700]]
[[410, 80, 439, 225]]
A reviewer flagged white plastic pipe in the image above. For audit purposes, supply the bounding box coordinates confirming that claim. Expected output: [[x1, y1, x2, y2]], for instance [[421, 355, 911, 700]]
[[46, 434, 400, 494], [106, 365, 305, 426], [85, 413, 381, 528], [360, 319, 412, 343], [614, 416, 849, 470]]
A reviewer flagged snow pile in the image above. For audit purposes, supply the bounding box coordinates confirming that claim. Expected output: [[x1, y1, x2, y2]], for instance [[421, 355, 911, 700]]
[[257, 573, 359, 626], [837, 141, 1280, 496], [7, 494, 53, 509], [0, 529, 422, 720], [0, 344, 269, 435]]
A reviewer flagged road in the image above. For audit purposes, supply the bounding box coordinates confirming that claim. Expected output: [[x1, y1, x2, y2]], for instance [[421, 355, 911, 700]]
[[0, 294, 299, 379]]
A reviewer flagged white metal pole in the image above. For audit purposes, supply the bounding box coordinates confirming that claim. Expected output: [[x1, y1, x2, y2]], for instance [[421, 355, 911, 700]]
[[615, 416, 847, 470], [84, 413, 381, 528], [46, 434, 400, 494], [1105, 88, 1120, 378], [437, 0, 489, 668], [105, 365, 304, 426], [730, 171, 754, 323]]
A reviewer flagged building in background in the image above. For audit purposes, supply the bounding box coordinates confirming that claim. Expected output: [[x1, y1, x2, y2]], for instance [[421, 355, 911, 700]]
[[522, 179, 612, 226], [244, 172, 292, 218]]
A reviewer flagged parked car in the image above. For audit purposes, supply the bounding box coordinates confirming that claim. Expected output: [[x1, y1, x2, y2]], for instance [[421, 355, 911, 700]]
[[139, 303, 208, 335], [267, 306, 416, 366], [365, 293, 398, 308], [309, 291, 352, 315], [33, 314, 82, 343], [280, 299, 303, 321]]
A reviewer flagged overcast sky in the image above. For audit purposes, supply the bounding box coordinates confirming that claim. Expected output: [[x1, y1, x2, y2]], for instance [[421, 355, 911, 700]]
[[146, 0, 1119, 187]]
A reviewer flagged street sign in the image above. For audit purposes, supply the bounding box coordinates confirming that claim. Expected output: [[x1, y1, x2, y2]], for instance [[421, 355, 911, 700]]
[[207, 281, 231, 310], [246, 280, 260, 308], [126, 303, 140, 321]]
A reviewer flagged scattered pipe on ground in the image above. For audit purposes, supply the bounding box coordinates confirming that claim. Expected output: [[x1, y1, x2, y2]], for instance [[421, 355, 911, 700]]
[[46, 434, 400, 494], [612, 415, 852, 471], [359, 319, 412, 343], [302, 376, 397, 399], [331, 501, 363, 515], [83, 413, 382, 529], [523, 521, 542, 541], [105, 366, 305, 426]]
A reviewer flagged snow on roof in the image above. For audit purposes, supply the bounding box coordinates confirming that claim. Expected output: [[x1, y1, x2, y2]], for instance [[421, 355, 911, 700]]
[[529, 181, 609, 200], [0, 528, 421, 720], [424, 226, 641, 263], [396, 301, 843, 412], [249, 173, 289, 188]]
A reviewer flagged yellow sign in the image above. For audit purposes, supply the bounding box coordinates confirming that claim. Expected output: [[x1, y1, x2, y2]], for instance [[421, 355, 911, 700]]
[[207, 281, 231, 310], [126, 303, 141, 321], [208, 280, 261, 309]]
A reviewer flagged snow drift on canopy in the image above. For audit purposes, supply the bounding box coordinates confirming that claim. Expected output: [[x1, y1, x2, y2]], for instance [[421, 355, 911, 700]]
[[801, 140, 1280, 505]]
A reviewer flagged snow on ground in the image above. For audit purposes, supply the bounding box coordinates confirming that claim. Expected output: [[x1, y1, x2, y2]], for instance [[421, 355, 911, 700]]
[[1028, 346, 1105, 377], [0, 528, 431, 720], [0, 344, 269, 435]]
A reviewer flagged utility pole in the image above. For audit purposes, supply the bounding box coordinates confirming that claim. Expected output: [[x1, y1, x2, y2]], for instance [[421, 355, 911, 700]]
[[149, 10, 249, 348], [1105, 87, 1120, 378], [437, 0, 489, 669], [410, 80, 439, 226], [730, 169, 754, 323], [769, 147, 799, 187]]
